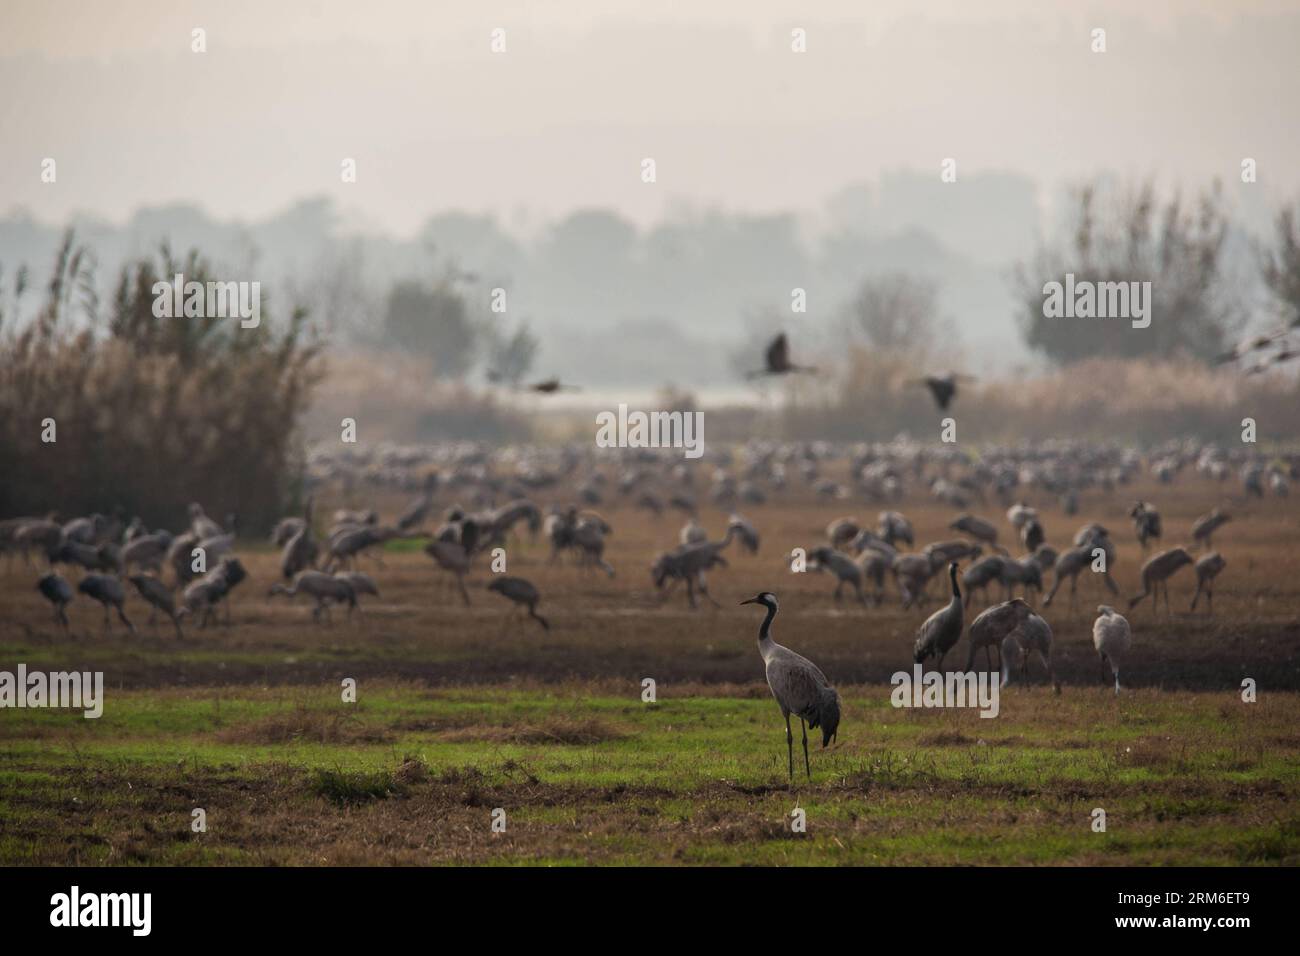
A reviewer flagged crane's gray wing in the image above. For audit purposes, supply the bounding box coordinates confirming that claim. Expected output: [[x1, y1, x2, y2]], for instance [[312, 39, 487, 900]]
[[765, 652, 828, 719], [914, 608, 943, 656]]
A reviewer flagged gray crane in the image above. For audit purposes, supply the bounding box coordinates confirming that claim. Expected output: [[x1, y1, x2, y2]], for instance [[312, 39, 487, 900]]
[[740, 592, 841, 782], [396, 474, 439, 531], [998, 554, 1044, 603], [893, 552, 938, 609], [854, 547, 892, 606], [128, 574, 184, 638], [807, 546, 868, 604], [77, 574, 136, 635], [280, 499, 318, 581], [197, 514, 237, 563], [913, 562, 963, 671], [826, 517, 860, 550], [1129, 501, 1162, 551], [424, 539, 473, 605], [747, 333, 816, 378], [1191, 509, 1231, 549], [727, 513, 760, 554], [1000, 612, 1058, 692], [1020, 517, 1045, 553], [178, 557, 247, 628], [572, 514, 616, 577], [167, 531, 201, 589], [15, 519, 64, 564], [487, 576, 549, 630], [325, 524, 401, 571], [1128, 547, 1193, 614], [187, 503, 224, 541], [1043, 539, 1119, 610], [949, 514, 1006, 554], [964, 598, 1034, 671], [923, 539, 983, 565], [652, 542, 728, 609], [962, 555, 1006, 608], [878, 511, 914, 547], [334, 571, 379, 601], [121, 531, 173, 572], [679, 518, 707, 546], [268, 570, 358, 623], [1190, 552, 1227, 614], [36, 572, 73, 630]]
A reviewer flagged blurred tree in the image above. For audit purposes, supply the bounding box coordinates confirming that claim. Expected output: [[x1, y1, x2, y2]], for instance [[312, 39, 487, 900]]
[[484, 319, 539, 387], [843, 272, 946, 357], [0, 232, 322, 531], [1014, 182, 1243, 365], [382, 279, 476, 378], [1261, 204, 1300, 323]]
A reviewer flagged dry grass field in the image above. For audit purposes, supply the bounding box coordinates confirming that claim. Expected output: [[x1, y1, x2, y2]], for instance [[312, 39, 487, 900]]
[[2, 473, 1299, 865]]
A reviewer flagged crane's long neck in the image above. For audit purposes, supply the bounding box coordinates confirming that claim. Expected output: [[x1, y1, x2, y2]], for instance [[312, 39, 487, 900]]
[[949, 564, 961, 601], [757, 603, 777, 646]]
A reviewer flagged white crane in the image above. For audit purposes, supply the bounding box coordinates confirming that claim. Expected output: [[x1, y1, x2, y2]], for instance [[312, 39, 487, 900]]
[[1092, 606, 1132, 695]]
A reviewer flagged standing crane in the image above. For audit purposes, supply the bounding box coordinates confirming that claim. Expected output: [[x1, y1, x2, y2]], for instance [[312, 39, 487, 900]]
[[77, 574, 136, 636], [913, 561, 963, 670], [740, 592, 841, 782], [487, 576, 550, 631], [36, 572, 73, 631], [1190, 552, 1227, 614], [128, 574, 184, 639]]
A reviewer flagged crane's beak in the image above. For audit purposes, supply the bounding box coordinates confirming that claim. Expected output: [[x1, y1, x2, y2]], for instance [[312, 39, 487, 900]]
[[739, 597, 757, 605]]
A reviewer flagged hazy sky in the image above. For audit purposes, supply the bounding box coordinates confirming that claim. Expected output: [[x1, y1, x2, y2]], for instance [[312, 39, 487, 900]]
[[3, 0, 1299, 236]]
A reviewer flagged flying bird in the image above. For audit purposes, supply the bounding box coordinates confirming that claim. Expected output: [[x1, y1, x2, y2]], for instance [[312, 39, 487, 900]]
[[526, 378, 581, 394], [912, 373, 975, 411], [748, 333, 816, 378]]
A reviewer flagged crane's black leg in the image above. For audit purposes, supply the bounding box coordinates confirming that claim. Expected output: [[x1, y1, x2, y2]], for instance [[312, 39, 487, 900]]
[[800, 718, 811, 780], [785, 714, 794, 782]]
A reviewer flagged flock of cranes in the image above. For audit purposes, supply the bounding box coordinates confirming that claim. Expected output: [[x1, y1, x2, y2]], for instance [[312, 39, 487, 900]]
[[2, 433, 1291, 784]]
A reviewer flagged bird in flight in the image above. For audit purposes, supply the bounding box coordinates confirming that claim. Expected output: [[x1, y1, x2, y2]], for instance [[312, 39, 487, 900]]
[[748, 332, 816, 378], [912, 372, 976, 411], [526, 378, 581, 394]]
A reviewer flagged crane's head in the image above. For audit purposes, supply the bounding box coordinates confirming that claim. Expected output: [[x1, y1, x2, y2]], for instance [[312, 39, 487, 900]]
[[739, 591, 778, 610]]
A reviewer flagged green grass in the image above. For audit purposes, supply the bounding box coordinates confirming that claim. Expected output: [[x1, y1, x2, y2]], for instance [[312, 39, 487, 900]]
[[2, 683, 1297, 865]]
